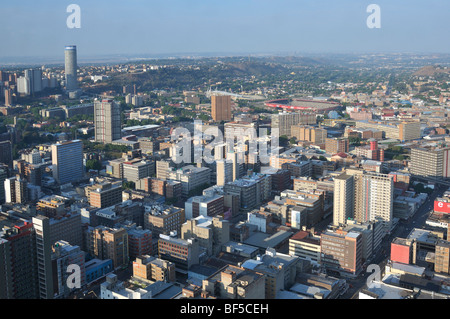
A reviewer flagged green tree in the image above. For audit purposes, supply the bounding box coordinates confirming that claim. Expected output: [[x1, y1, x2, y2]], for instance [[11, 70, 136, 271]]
[[279, 135, 289, 147], [86, 159, 102, 171]]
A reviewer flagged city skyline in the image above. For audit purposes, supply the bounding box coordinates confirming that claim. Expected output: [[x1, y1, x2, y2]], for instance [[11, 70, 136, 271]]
[[1, 1, 450, 303], [0, 0, 449, 65]]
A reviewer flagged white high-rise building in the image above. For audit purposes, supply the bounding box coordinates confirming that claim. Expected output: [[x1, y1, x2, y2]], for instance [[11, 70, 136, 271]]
[[17, 76, 31, 95], [333, 170, 394, 234]]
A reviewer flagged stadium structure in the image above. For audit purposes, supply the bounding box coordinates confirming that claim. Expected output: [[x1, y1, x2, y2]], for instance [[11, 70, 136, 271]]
[[265, 98, 340, 113]]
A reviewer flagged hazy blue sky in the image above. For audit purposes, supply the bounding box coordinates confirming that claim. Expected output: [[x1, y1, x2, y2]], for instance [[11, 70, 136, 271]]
[[0, 0, 449, 60]]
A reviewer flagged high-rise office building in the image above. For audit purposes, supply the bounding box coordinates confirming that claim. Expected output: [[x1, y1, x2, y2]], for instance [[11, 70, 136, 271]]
[[51, 140, 84, 185], [410, 147, 450, 181], [64, 45, 78, 91], [211, 95, 232, 122], [94, 99, 122, 143]]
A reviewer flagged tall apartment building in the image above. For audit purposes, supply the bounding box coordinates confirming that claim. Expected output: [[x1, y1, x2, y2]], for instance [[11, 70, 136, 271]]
[[333, 170, 394, 234], [410, 147, 450, 181], [333, 173, 355, 226], [132, 255, 176, 282], [271, 112, 316, 137], [211, 94, 232, 122], [325, 137, 349, 154], [354, 173, 394, 231], [86, 226, 129, 269], [17, 68, 42, 96], [94, 99, 122, 143], [51, 140, 84, 185], [181, 216, 230, 256], [291, 125, 327, 145], [32, 215, 55, 299], [4, 175, 28, 204], [17, 76, 31, 95], [86, 181, 123, 208], [320, 230, 363, 276]]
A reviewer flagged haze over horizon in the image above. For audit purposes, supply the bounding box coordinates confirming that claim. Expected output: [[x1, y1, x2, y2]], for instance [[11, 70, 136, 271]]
[[0, 0, 449, 64]]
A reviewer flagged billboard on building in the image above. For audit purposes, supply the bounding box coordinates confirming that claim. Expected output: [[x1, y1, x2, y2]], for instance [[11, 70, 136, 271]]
[[434, 200, 450, 214]]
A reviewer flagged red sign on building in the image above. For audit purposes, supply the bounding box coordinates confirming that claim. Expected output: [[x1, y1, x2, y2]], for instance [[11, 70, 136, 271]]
[[434, 200, 450, 214]]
